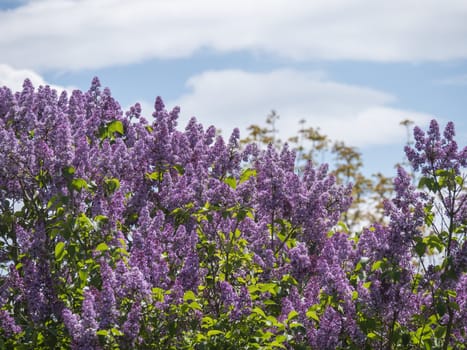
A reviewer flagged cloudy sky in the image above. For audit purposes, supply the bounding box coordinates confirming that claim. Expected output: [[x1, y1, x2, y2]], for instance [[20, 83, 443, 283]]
[[1, 0, 467, 176]]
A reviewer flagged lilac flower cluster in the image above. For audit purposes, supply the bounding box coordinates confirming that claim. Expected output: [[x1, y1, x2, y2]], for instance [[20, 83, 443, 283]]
[[406, 120, 467, 175], [0, 79, 465, 348]]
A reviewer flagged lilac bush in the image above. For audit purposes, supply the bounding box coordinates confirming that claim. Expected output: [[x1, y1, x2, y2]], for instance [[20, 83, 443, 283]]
[[0, 78, 465, 349]]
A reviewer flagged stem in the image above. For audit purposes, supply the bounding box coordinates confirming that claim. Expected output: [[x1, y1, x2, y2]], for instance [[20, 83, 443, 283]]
[[386, 310, 398, 350], [417, 318, 428, 350], [442, 306, 454, 350], [275, 225, 298, 255], [270, 211, 275, 251]]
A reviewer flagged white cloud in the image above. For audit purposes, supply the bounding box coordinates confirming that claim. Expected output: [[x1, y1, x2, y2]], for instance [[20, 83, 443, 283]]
[[0, 64, 72, 93], [166, 69, 431, 147], [1, 0, 467, 71]]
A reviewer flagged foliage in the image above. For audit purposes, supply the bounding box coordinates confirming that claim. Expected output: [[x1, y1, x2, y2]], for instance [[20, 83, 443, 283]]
[[0, 78, 466, 349]]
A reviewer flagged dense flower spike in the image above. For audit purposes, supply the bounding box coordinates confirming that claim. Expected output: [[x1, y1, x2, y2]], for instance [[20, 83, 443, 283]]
[[0, 79, 465, 349], [406, 120, 467, 175]]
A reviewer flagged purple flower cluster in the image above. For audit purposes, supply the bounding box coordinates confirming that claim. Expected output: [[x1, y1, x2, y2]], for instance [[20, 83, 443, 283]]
[[0, 79, 465, 348], [62, 290, 100, 349], [406, 120, 467, 175]]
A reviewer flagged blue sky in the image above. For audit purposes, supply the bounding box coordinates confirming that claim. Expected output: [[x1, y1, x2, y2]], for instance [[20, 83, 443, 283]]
[[1, 0, 467, 176]]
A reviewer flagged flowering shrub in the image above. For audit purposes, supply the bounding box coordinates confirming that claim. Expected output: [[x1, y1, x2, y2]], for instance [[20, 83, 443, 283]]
[[0, 78, 466, 349]]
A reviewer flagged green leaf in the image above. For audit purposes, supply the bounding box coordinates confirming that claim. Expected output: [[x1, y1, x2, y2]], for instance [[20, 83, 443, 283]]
[[434, 325, 446, 339], [401, 333, 411, 346], [424, 235, 444, 253], [173, 164, 185, 175], [183, 290, 196, 302], [252, 306, 267, 319], [94, 215, 108, 224], [202, 316, 214, 328], [146, 171, 163, 181], [418, 176, 438, 192], [275, 335, 287, 343], [75, 213, 94, 231], [261, 331, 274, 341], [224, 176, 237, 189], [423, 204, 434, 226], [306, 310, 319, 322], [436, 302, 446, 316], [55, 242, 66, 261], [336, 220, 350, 233], [448, 301, 460, 311], [425, 212, 434, 226], [96, 242, 109, 251], [371, 260, 383, 272], [104, 178, 120, 195], [79, 270, 88, 284], [63, 165, 76, 176], [446, 289, 457, 298], [111, 328, 124, 336], [108, 120, 124, 135], [207, 330, 223, 337], [269, 341, 287, 349], [71, 178, 88, 191], [289, 322, 303, 329], [257, 283, 278, 295], [99, 120, 124, 141], [96, 329, 108, 336], [415, 241, 427, 257], [266, 315, 279, 327], [188, 301, 202, 310], [240, 168, 256, 183], [152, 287, 165, 302], [196, 333, 207, 342], [287, 310, 299, 322], [435, 169, 452, 177]]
